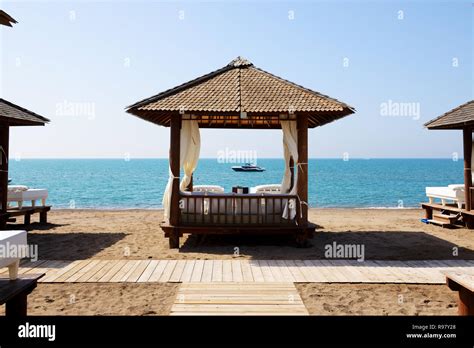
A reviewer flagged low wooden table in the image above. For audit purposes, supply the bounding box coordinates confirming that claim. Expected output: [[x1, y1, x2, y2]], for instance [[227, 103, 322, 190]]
[[446, 272, 474, 315], [0, 274, 44, 317]]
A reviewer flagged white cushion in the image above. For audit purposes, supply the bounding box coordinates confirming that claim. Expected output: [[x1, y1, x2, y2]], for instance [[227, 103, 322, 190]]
[[192, 185, 225, 193], [426, 186, 464, 201], [8, 188, 48, 202], [448, 184, 464, 191], [252, 184, 281, 194], [7, 185, 29, 193]]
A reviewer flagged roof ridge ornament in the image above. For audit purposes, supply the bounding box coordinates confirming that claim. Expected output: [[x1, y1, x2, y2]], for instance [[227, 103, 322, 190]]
[[228, 56, 253, 68]]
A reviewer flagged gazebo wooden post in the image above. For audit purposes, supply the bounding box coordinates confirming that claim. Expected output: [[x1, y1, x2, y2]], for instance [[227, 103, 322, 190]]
[[289, 157, 294, 191], [0, 123, 9, 229], [186, 175, 193, 192], [169, 115, 181, 248], [297, 114, 309, 233], [463, 127, 472, 212]]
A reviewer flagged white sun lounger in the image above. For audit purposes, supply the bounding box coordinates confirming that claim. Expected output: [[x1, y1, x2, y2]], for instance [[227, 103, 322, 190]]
[[426, 184, 465, 208], [0, 230, 27, 279], [7, 187, 48, 209]]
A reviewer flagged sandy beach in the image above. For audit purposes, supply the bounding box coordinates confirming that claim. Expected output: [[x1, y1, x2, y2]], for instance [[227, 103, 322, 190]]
[[12, 208, 474, 261], [296, 283, 458, 315], [1, 208, 471, 316]]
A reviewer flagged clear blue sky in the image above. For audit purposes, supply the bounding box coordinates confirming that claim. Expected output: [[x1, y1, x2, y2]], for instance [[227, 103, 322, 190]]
[[1, 0, 472, 159]]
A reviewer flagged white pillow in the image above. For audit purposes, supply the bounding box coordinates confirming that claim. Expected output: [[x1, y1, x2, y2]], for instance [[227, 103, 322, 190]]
[[8, 185, 29, 193]]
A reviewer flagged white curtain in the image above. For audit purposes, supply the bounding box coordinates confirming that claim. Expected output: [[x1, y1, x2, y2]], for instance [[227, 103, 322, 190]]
[[163, 120, 201, 220], [280, 120, 298, 219], [180, 121, 201, 191]]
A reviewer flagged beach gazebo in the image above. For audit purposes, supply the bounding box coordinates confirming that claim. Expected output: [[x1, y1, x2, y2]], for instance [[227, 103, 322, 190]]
[[127, 57, 355, 248], [0, 99, 50, 229], [0, 10, 17, 27], [423, 100, 474, 228]]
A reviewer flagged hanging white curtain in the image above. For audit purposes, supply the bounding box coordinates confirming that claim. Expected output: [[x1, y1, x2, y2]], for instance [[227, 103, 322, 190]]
[[163, 120, 201, 220], [280, 120, 298, 219], [180, 121, 201, 191]]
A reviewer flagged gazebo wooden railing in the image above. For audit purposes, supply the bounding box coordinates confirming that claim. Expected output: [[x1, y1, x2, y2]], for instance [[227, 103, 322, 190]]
[[178, 193, 300, 226]]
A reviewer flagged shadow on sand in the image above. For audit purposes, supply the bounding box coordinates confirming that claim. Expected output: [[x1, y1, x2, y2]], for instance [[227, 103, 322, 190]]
[[179, 230, 474, 260], [25, 232, 127, 260]]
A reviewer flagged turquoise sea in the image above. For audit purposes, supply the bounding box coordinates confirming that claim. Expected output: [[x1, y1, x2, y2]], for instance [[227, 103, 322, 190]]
[[8, 159, 463, 209]]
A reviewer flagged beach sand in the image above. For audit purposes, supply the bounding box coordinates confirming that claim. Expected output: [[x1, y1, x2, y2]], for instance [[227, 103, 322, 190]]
[[296, 283, 458, 315], [0, 283, 179, 316], [13, 208, 474, 260], [1, 208, 471, 316]]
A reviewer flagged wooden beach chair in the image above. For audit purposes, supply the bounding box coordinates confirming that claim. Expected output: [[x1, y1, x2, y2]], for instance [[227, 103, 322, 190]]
[[446, 272, 474, 315]]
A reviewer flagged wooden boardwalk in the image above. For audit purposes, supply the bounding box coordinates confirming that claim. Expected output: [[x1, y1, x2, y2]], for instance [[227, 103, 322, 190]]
[[170, 282, 309, 315], [1, 259, 474, 284]]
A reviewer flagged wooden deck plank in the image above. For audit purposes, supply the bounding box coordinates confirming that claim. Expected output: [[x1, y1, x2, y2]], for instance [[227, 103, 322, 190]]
[[231, 260, 243, 282], [159, 260, 177, 283], [9, 260, 48, 275], [14, 259, 474, 285], [98, 260, 129, 282], [169, 260, 187, 282], [180, 260, 196, 282], [248, 260, 265, 282], [201, 260, 213, 282], [258, 260, 275, 282], [137, 260, 159, 283], [72, 260, 107, 282], [267, 260, 286, 282], [284, 260, 307, 282], [49, 260, 92, 283], [222, 260, 232, 282], [211, 260, 222, 282], [86, 260, 117, 283], [240, 260, 254, 282], [294, 260, 314, 282], [171, 282, 308, 315], [190, 260, 204, 282], [147, 260, 168, 282], [339, 260, 372, 283], [306, 260, 329, 282], [118, 260, 142, 282], [273, 260, 296, 282], [65, 260, 101, 282], [110, 260, 138, 282], [125, 260, 151, 283]]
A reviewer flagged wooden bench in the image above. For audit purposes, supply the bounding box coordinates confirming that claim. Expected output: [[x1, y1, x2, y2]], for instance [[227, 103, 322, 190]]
[[446, 272, 474, 315], [0, 274, 44, 317]]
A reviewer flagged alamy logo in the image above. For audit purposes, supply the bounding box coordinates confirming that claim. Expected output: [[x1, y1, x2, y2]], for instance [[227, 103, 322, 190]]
[[0, 242, 38, 262], [324, 242, 365, 262], [18, 322, 56, 341], [380, 99, 420, 120]]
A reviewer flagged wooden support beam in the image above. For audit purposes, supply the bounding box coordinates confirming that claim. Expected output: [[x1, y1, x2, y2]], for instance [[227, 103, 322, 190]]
[[186, 174, 193, 192], [169, 115, 181, 225], [169, 115, 181, 248], [297, 114, 308, 226], [463, 127, 472, 211], [0, 124, 9, 229], [289, 157, 294, 192]]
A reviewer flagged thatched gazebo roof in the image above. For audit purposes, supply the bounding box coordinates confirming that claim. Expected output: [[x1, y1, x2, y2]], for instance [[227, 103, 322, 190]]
[[0, 98, 49, 126], [127, 57, 355, 129], [425, 100, 474, 130], [0, 10, 17, 27]]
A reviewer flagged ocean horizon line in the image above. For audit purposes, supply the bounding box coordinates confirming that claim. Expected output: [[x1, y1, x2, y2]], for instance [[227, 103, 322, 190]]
[[8, 157, 464, 160]]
